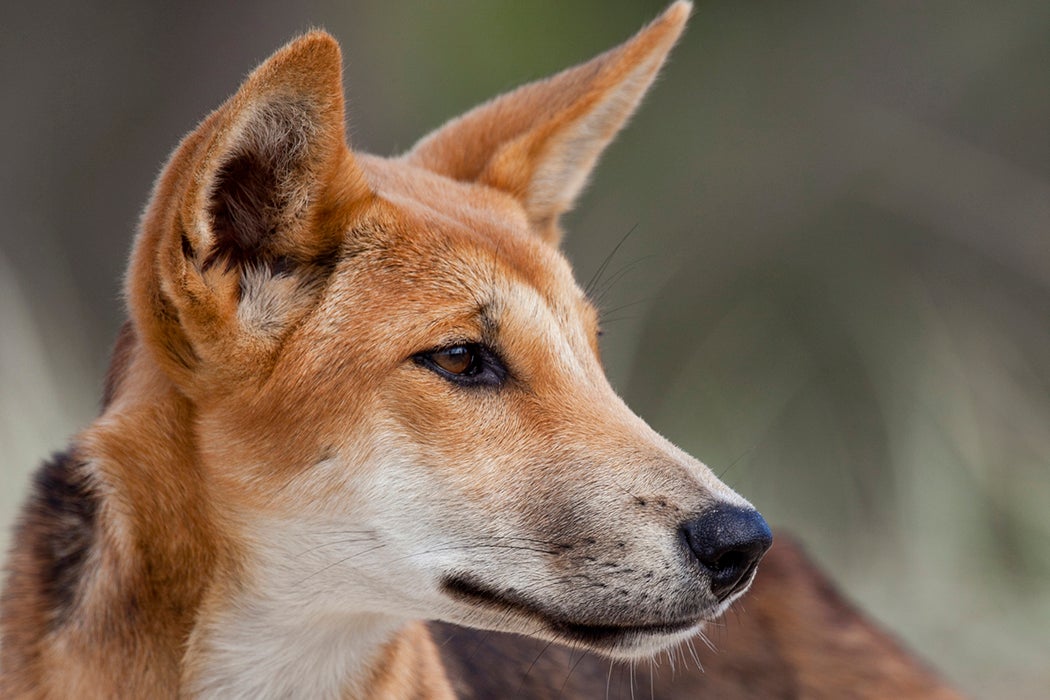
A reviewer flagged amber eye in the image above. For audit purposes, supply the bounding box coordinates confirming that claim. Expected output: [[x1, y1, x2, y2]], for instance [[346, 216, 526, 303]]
[[415, 343, 507, 388], [431, 345, 476, 376]]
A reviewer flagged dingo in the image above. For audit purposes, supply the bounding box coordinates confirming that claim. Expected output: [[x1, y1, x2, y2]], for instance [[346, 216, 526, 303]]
[[1, 3, 959, 698]]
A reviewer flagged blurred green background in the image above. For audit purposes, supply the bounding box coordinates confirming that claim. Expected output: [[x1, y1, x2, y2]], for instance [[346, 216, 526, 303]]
[[2, 1, 1048, 696]]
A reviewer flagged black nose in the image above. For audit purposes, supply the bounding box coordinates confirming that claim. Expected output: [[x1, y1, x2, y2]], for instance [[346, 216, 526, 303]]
[[681, 505, 772, 601]]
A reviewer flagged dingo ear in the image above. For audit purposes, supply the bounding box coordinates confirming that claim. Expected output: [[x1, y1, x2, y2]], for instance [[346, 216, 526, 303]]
[[130, 32, 371, 383], [406, 1, 691, 244]]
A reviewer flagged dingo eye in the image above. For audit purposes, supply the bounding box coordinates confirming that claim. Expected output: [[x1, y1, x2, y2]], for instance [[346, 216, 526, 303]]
[[415, 344, 507, 387], [432, 346, 475, 375]]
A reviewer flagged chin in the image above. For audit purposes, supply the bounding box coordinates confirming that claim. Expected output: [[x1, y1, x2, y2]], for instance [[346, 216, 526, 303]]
[[577, 622, 707, 660]]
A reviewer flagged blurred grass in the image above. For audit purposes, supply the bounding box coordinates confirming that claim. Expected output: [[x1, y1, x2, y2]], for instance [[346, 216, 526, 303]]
[[2, 1, 1048, 696]]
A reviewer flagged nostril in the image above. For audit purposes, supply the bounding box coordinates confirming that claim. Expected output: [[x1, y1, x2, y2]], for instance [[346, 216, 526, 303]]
[[709, 549, 750, 576], [681, 505, 772, 601]]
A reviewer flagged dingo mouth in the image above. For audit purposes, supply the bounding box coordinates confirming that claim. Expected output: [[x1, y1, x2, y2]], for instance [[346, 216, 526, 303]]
[[442, 573, 705, 651]]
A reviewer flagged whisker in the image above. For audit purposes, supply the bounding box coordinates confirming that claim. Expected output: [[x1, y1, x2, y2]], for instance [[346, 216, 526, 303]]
[[294, 537, 378, 557], [592, 256, 654, 308], [596, 313, 643, 326], [597, 297, 654, 320], [293, 542, 390, 585], [685, 638, 704, 672], [300, 529, 377, 536], [465, 628, 494, 666], [696, 627, 718, 654], [585, 224, 639, 298], [559, 641, 589, 697], [516, 639, 556, 697], [716, 446, 757, 481], [606, 476, 644, 503], [387, 542, 562, 564], [298, 537, 563, 583]]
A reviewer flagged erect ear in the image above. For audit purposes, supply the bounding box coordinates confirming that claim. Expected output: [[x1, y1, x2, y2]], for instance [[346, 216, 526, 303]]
[[130, 31, 371, 382], [405, 1, 691, 244]]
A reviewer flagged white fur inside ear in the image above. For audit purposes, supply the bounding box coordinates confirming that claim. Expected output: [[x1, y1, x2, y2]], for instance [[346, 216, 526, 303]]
[[236, 265, 318, 342]]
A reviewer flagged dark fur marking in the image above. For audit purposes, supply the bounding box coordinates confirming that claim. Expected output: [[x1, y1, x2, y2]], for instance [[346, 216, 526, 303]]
[[206, 150, 283, 270], [23, 450, 98, 629], [203, 103, 322, 273], [442, 574, 695, 648], [180, 231, 195, 261]]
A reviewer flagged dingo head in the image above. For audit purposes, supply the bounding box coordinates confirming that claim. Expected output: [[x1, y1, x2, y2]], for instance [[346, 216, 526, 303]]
[[127, 1, 769, 659]]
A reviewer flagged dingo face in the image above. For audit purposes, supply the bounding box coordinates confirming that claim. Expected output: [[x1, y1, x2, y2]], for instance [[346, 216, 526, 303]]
[[2, 3, 772, 697], [116, 1, 769, 669], [229, 158, 760, 659], [139, 10, 767, 674]]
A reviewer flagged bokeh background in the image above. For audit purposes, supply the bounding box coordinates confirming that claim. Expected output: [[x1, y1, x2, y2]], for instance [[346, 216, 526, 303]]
[[2, 1, 1048, 696]]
